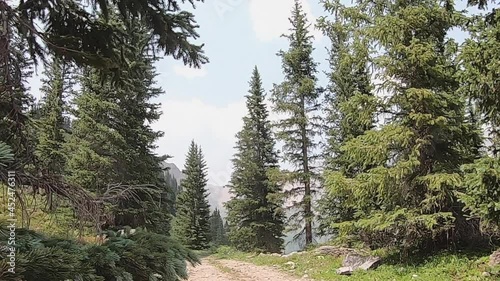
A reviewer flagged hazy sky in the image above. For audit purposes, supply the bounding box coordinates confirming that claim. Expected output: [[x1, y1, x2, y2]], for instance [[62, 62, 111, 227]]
[[27, 0, 480, 187], [151, 0, 330, 186]]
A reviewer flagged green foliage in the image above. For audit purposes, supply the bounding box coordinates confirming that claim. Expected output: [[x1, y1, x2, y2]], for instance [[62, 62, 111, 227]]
[[35, 57, 75, 180], [0, 142, 14, 166], [65, 19, 174, 231], [226, 67, 285, 253], [172, 141, 211, 250], [0, 31, 36, 176], [209, 208, 227, 246], [9, 0, 208, 70], [317, 0, 377, 235], [0, 224, 199, 281], [460, 157, 500, 233], [321, 0, 482, 253], [270, 0, 321, 246]]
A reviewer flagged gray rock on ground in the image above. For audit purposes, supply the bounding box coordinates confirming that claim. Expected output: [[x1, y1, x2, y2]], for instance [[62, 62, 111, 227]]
[[336, 253, 381, 275]]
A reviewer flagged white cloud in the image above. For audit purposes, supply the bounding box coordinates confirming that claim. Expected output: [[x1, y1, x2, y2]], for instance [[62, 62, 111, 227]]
[[152, 98, 246, 186], [249, 0, 323, 42], [173, 65, 208, 79]]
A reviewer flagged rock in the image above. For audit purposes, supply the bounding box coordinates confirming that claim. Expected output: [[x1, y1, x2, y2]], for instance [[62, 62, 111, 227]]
[[284, 261, 296, 269], [335, 253, 381, 275], [302, 274, 309, 279], [271, 253, 281, 257], [342, 253, 381, 270], [336, 266, 353, 275], [412, 274, 418, 279], [317, 255, 325, 259], [358, 256, 381, 270], [489, 249, 500, 266], [482, 272, 491, 277], [315, 246, 357, 257]]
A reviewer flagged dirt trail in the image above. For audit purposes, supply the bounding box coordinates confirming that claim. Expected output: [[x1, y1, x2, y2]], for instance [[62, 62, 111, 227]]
[[187, 258, 307, 281]]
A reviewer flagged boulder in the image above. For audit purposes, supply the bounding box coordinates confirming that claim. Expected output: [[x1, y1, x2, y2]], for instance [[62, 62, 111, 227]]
[[489, 249, 500, 267], [335, 253, 381, 275]]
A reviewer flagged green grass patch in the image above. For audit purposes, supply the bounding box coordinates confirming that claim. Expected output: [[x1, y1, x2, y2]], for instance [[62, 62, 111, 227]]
[[212, 246, 497, 280]]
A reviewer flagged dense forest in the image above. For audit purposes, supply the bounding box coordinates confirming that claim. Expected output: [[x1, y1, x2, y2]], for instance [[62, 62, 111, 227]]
[[1, 0, 500, 280]]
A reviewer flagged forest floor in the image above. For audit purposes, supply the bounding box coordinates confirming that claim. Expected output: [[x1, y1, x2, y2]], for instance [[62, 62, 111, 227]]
[[203, 246, 499, 281], [187, 258, 307, 281]]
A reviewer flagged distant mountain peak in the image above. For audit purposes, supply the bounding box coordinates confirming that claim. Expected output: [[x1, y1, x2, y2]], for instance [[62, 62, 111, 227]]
[[161, 161, 230, 217]]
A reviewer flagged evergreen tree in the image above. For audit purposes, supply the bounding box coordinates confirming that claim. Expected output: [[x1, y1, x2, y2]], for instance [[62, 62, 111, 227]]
[[209, 208, 225, 246], [324, 0, 480, 252], [111, 19, 174, 233], [34, 57, 75, 211], [270, 1, 321, 246], [65, 18, 175, 232], [172, 141, 211, 250], [226, 66, 285, 253], [5, 0, 208, 70], [0, 27, 35, 180], [458, 6, 500, 234], [35, 57, 75, 177], [317, 0, 377, 235]]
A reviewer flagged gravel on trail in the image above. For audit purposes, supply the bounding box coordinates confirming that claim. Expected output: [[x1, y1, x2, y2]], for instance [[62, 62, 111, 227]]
[[187, 258, 308, 281]]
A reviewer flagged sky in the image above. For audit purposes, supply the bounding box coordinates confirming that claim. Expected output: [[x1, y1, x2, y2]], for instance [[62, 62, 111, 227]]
[[26, 0, 481, 187], [150, 0, 330, 187]]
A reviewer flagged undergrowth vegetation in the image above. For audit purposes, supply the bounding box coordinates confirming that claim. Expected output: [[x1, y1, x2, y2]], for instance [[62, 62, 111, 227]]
[[213, 246, 499, 281]]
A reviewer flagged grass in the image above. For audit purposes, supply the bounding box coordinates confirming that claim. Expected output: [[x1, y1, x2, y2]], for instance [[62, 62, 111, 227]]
[[0, 185, 96, 241], [212, 246, 498, 281]]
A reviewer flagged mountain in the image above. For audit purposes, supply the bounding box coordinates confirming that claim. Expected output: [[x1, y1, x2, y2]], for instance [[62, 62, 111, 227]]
[[161, 162, 230, 217]]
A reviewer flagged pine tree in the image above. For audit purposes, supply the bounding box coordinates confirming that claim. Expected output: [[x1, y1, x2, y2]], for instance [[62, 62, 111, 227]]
[[5, 0, 208, 70], [34, 57, 75, 211], [65, 17, 176, 232], [36, 57, 75, 177], [324, 0, 480, 252], [65, 66, 127, 195], [209, 208, 225, 246], [226, 66, 285, 252], [458, 7, 500, 234], [172, 141, 211, 250], [270, 1, 321, 246], [110, 19, 174, 233], [317, 0, 377, 235], [0, 27, 35, 180]]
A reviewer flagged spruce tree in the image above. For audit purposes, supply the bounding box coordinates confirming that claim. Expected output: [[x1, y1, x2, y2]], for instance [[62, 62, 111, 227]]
[[458, 7, 500, 234], [270, 1, 321, 246], [226, 67, 285, 253], [5, 0, 208, 70], [0, 29, 35, 180], [209, 208, 225, 246], [324, 0, 480, 252], [172, 141, 211, 250], [36, 57, 75, 177], [317, 0, 377, 235]]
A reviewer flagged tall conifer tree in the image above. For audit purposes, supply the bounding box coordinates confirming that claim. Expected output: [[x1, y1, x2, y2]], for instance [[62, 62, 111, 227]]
[[324, 0, 480, 252], [270, 1, 321, 246], [226, 67, 285, 253], [173, 141, 211, 250], [317, 0, 377, 235]]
